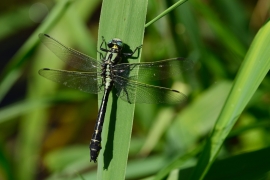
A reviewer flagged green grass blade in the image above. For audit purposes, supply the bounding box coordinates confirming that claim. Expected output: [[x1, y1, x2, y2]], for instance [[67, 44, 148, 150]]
[[96, 0, 147, 179], [125, 156, 168, 179], [145, 0, 188, 28], [192, 0, 247, 59], [190, 20, 270, 180], [152, 81, 231, 179], [0, 91, 89, 123], [0, 0, 73, 102], [181, 146, 270, 179], [153, 147, 201, 180], [139, 108, 175, 156], [204, 146, 270, 180]]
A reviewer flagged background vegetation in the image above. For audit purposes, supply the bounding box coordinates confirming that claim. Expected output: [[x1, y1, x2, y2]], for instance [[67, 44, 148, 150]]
[[0, 0, 269, 179]]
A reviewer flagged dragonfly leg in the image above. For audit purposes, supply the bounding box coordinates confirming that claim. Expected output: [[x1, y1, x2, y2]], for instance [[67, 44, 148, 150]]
[[98, 83, 104, 91], [97, 50, 104, 60], [98, 73, 106, 91], [123, 88, 132, 104], [122, 44, 143, 58], [100, 36, 109, 52]]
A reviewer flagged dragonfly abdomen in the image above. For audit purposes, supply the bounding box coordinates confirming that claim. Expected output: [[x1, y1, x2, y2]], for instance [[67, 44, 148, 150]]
[[89, 85, 112, 162]]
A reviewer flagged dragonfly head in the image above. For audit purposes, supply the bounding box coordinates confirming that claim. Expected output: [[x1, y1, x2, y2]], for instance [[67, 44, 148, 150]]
[[108, 38, 123, 52]]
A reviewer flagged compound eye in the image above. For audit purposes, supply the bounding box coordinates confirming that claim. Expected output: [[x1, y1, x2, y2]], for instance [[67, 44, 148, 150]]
[[108, 42, 113, 48], [117, 41, 123, 48]]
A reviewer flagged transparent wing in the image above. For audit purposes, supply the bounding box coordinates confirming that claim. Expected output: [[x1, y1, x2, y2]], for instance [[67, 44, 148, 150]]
[[113, 58, 193, 81], [38, 68, 103, 94], [114, 75, 187, 104], [39, 34, 100, 71]]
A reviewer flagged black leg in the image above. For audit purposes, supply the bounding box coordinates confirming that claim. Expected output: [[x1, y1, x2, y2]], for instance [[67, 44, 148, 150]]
[[97, 50, 104, 60], [100, 36, 109, 52], [123, 45, 143, 58], [123, 88, 132, 104]]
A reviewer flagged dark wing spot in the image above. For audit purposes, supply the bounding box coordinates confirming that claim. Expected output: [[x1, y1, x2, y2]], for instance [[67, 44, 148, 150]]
[[172, 89, 180, 93]]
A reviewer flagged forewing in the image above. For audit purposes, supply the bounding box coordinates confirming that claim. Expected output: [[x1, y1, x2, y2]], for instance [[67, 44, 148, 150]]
[[39, 34, 100, 71], [113, 58, 193, 81], [114, 75, 187, 104], [38, 68, 103, 94]]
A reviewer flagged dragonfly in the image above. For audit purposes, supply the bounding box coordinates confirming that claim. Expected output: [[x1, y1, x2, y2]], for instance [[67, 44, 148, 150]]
[[38, 33, 193, 162]]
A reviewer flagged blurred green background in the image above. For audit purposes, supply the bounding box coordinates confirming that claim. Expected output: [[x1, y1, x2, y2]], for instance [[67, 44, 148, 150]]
[[0, 0, 269, 180]]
